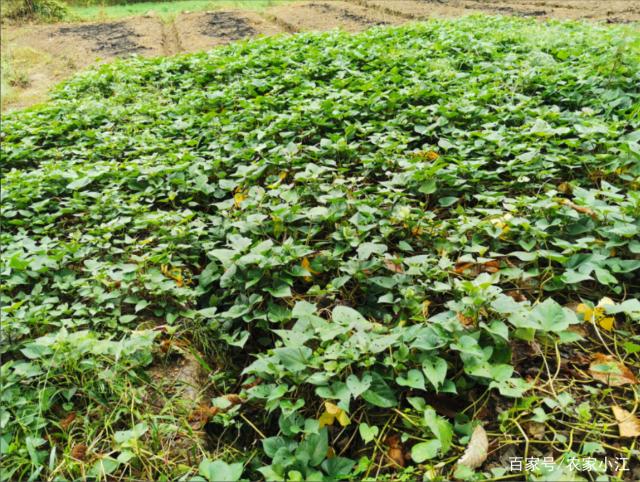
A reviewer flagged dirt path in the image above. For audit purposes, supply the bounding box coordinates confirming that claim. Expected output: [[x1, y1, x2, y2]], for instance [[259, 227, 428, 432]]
[[161, 17, 183, 56], [2, 0, 639, 112]]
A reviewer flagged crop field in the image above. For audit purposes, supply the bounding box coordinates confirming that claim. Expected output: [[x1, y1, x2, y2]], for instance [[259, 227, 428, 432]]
[[2, 0, 640, 110], [1, 3, 640, 482]]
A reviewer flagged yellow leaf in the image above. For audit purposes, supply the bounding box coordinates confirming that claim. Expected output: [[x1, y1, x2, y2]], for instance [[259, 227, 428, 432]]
[[301, 257, 318, 275], [321, 402, 350, 427], [301, 257, 317, 282], [598, 315, 615, 331], [490, 214, 512, 239], [577, 299, 615, 331], [558, 182, 572, 194], [336, 410, 350, 427], [422, 300, 431, 318], [234, 192, 247, 207], [318, 411, 334, 428], [267, 171, 288, 188], [325, 402, 341, 415], [272, 216, 284, 237], [596, 297, 615, 331], [300, 257, 313, 282], [576, 303, 593, 320], [612, 405, 640, 438]]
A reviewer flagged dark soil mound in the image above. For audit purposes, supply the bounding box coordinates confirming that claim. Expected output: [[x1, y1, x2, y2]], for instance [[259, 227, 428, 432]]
[[58, 21, 146, 56], [200, 12, 256, 40]]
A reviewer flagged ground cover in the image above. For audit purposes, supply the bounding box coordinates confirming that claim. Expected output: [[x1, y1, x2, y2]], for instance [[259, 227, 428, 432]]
[[1, 15, 640, 482]]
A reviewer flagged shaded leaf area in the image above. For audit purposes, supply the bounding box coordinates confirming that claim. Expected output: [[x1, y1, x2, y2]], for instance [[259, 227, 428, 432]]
[[1, 16, 640, 481]]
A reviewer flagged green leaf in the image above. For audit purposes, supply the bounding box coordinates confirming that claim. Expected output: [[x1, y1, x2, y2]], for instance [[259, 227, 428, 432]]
[[529, 298, 577, 332], [209, 249, 237, 268], [274, 347, 312, 372], [292, 301, 317, 318], [362, 372, 397, 408], [419, 179, 437, 194], [20, 343, 52, 360], [424, 408, 453, 453], [67, 177, 93, 190], [605, 299, 640, 315], [262, 437, 291, 458], [90, 457, 120, 478], [265, 284, 292, 298], [357, 242, 387, 260], [8, 252, 29, 271], [562, 270, 592, 284], [358, 423, 379, 444], [491, 294, 523, 314], [25, 437, 46, 465], [332, 306, 371, 331], [438, 196, 458, 207], [297, 428, 328, 467], [321, 457, 355, 478], [422, 357, 448, 390], [411, 440, 441, 463], [199, 459, 244, 482], [346, 374, 371, 398], [396, 369, 425, 390]]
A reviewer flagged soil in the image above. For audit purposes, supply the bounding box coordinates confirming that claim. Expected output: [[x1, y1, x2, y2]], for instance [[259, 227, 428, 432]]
[[1, 16, 163, 110], [2, 1, 639, 111], [148, 351, 207, 406], [175, 10, 282, 53], [58, 21, 147, 56], [54, 16, 164, 58], [360, 0, 640, 22], [306, 2, 392, 26], [268, 1, 404, 32], [201, 11, 256, 40], [146, 351, 209, 465]]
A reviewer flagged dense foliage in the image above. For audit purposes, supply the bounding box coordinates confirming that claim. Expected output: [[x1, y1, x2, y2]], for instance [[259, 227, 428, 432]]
[[1, 16, 639, 482]]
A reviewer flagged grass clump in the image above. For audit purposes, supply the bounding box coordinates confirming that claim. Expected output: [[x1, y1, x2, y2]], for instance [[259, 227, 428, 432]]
[[1, 16, 640, 482], [2, 0, 70, 22]]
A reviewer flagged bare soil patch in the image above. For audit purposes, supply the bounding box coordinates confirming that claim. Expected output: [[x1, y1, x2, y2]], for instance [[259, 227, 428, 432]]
[[202, 11, 256, 40], [1, 16, 163, 111], [146, 351, 209, 466], [361, 0, 640, 22], [54, 16, 164, 58], [175, 10, 282, 53], [268, 1, 404, 32], [307, 2, 390, 26], [57, 21, 147, 56]]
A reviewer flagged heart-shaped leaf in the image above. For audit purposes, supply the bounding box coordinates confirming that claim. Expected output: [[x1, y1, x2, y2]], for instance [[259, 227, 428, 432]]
[[358, 423, 379, 444], [346, 374, 371, 399]]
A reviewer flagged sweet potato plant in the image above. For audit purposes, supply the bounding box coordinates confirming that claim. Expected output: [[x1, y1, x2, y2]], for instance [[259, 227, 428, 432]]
[[1, 15, 639, 482]]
